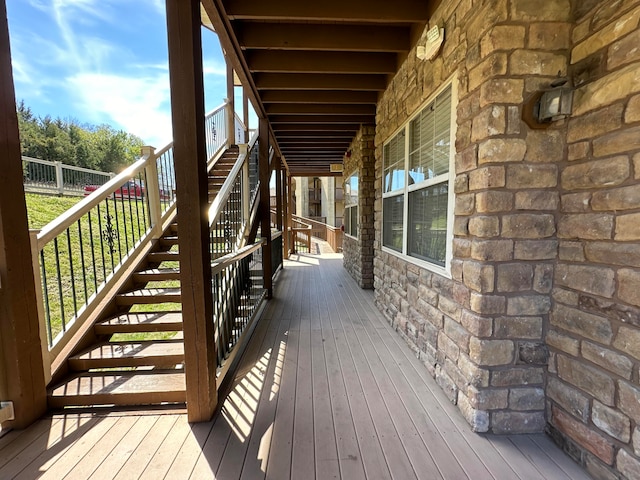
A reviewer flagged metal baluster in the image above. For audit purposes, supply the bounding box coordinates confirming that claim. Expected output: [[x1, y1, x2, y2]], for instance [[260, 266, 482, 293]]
[[53, 238, 66, 332], [87, 211, 98, 291], [77, 219, 88, 306], [66, 228, 78, 318], [40, 249, 52, 346]]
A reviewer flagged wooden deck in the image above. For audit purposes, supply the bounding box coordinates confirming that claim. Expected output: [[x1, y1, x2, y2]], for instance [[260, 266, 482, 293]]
[[0, 250, 591, 479]]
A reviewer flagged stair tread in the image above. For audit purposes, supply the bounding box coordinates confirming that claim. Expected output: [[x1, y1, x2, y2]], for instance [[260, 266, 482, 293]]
[[95, 312, 183, 334], [134, 268, 181, 279], [119, 287, 181, 297], [72, 340, 184, 361], [48, 370, 186, 407]]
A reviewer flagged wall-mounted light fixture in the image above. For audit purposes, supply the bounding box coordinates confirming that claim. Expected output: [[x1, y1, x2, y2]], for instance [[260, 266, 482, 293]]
[[535, 77, 573, 122], [417, 25, 445, 61], [523, 76, 574, 129]]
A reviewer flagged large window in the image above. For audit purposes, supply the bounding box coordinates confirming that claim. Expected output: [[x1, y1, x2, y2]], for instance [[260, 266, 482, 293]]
[[382, 83, 455, 271], [344, 173, 358, 238]]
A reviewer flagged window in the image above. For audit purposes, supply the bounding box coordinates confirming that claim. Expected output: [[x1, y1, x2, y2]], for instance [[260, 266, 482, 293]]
[[382, 82, 455, 271], [344, 173, 358, 238]]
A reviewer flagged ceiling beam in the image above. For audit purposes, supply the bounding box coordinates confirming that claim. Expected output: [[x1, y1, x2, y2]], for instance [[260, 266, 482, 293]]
[[236, 22, 410, 52], [224, 0, 431, 23], [255, 73, 388, 91], [272, 123, 361, 132], [279, 141, 351, 147], [261, 90, 378, 104], [266, 104, 376, 115], [276, 131, 356, 139], [247, 51, 398, 74], [269, 114, 373, 124]]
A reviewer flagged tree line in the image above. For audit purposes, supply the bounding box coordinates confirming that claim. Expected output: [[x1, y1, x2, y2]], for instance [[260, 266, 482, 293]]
[[17, 101, 144, 173]]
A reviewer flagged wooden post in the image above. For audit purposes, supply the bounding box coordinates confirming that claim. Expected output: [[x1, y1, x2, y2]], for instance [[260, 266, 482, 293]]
[[282, 171, 289, 259], [275, 156, 283, 231], [288, 175, 295, 254], [259, 117, 273, 298], [141, 146, 163, 239], [226, 62, 235, 146], [166, 0, 217, 422], [243, 88, 249, 143], [0, 0, 47, 428]]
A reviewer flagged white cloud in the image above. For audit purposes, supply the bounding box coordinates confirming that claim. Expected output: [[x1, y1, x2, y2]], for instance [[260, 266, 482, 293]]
[[68, 72, 172, 148]]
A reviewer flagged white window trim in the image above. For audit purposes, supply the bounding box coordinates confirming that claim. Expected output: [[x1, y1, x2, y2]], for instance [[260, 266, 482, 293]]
[[345, 171, 358, 239], [381, 77, 458, 278]]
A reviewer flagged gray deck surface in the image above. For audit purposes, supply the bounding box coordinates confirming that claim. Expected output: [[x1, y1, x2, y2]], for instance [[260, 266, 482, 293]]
[[0, 249, 592, 479]]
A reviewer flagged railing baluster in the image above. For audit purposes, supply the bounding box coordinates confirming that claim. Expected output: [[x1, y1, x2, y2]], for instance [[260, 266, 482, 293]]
[[53, 238, 65, 333], [66, 229, 78, 318], [87, 211, 98, 292], [77, 219, 88, 305], [40, 249, 52, 346]]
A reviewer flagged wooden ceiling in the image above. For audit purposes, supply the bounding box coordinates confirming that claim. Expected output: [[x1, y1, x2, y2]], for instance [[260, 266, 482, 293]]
[[201, 0, 435, 176]]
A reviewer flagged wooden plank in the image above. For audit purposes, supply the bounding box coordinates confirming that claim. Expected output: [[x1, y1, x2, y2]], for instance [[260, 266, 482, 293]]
[[112, 414, 180, 480], [508, 435, 577, 480], [255, 73, 387, 91], [224, 0, 430, 22], [0, 0, 47, 428], [237, 22, 410, 52], [35, 416, 119, 479], [264, 313, 300, 479], [88, 415, 159, 480], [290, 268, 315, 478], [339, 270, 516, 480], [61, 415, 140, 479], [10, 415, 99, 480], [215, 312, 282, 478], [262, 90, 378, 104], [259, 116, 273, 298], [138, 415, 193, 480], [48, 370, 186, 408], [69, 340, 184, 370], [239, 315, 291, 479], [163, 420, 214, 480], [189, 297, 275, 479], [266, 103, 377, 116], [166, 0, 218, 422], [0, 418, 61, 472], [529, 435, 593, 479], [317, 293, 367, 479]]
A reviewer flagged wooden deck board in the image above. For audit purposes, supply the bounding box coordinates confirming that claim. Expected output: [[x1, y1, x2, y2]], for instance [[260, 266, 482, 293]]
[[0, 250, 592, 480]]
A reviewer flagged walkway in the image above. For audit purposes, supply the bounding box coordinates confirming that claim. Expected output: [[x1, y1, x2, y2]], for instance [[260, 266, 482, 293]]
[[0, 252, 591, 479]]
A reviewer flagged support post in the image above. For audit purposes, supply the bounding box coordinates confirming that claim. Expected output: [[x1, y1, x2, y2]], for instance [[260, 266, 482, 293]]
[[141, 146, 163, 239], [226, 62, 235, 147], [55, 161, 64, 196], [259, 117, 273, 297], [166, 0, 217, 422], [275, 156, 283, 232], [288, 176, 295, 255], [282, 170, 289, 258], [0, 0, 47, 428], [243, 88, 249, 143]]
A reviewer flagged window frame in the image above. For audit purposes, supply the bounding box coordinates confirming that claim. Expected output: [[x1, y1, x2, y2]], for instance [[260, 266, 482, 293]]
[[381, 78, 457, 277], [344, 172, 359, 239]]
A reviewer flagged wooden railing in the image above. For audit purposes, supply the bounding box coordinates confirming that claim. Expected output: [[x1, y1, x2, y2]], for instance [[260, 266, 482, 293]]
[[22, 156, 114, 196], [290, 217, 312, 254], [31, 103, 231, 382], [293, 214, 343, 253], [212, 239, 266, 385]]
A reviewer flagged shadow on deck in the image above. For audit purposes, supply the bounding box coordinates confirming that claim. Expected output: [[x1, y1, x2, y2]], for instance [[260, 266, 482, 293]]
[[0, 250, 591, 479]]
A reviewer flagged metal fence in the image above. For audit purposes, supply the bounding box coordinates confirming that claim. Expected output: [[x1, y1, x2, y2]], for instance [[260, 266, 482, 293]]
[[22, 156, 114, 196]]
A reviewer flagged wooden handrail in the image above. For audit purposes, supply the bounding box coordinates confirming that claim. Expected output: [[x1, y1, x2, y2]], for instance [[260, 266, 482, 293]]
[[36, 157, 149, 247], [208, 129, 259, 227], [211, 238, 265, 276]]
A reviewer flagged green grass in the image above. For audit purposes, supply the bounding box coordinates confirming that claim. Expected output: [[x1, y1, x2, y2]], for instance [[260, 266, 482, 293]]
[[26, 193, 83, 229]]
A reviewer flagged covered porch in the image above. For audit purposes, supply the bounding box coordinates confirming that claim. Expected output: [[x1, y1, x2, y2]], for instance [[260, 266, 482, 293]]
[[0, 247, 589, 479]]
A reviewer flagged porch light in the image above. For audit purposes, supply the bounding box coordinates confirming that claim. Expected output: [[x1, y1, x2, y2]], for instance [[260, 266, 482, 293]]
[[535, 77, 573, 122], [416, 25, 444, 61]]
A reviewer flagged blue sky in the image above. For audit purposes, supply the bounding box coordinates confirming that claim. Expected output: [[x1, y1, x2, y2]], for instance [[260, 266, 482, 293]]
[[7, 0, 234, 149]]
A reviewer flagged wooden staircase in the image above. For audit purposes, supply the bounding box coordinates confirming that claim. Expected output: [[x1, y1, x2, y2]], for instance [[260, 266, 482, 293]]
[[47, 146, 246, 410]]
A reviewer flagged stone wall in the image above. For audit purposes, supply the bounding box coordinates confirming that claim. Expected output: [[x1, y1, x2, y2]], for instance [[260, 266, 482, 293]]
[[363, 0, 640, 476], [373, 0, 570, 435], [546, 1, 640, 479], [343, 125, 375, 289]]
